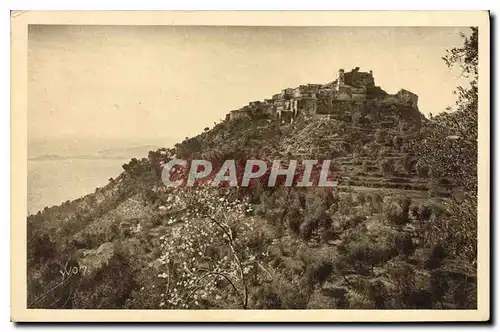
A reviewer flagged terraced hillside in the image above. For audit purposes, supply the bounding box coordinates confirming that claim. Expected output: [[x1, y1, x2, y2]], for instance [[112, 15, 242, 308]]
[[27, 90, 476, 310]]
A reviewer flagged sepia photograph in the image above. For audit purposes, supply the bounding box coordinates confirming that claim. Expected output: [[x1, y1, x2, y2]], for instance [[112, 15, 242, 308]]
[[11, 11, 490, 322]]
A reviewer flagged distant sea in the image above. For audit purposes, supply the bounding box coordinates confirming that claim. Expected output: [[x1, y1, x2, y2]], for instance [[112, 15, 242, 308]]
[[27, 137, 174, 215], [28, 158, 130, 214]]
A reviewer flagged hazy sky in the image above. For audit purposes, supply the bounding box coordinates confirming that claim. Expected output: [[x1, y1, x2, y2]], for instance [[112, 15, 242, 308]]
[[28, 25, 470, 143]]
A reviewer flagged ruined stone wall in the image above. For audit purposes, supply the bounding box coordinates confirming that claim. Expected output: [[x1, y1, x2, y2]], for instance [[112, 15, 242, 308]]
[[268, 104, 278, 117], [351, 86, 367, 94], [303, 98, 317, 115], [331, 100, 366, 114], [316, 89, 334, 115], [378, 90, 419, 108], [321, 81, 337, 90], [229, 110, 250, 120], [280, 111, 293, 123], [356, 72, 375, 87], [350, 86, 367, 101], [281, 88, 294, 100], [382, 94, 400, 105], [351, 93, 367, 101], [397, 89, 419, 107], [337, 86, 352, 101], [344, 70, 375, 88], [316, 104, 331, 115], [294, 85, 320, 99], [313, 113, 332, 120], [275, 99, 285, 113]]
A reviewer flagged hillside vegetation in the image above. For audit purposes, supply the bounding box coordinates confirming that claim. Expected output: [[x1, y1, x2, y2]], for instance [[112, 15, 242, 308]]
[[27, 29, 478, 310]]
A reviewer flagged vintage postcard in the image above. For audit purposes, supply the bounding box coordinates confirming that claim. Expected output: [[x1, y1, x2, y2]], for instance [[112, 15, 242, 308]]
[[11, 11, 490, 322]]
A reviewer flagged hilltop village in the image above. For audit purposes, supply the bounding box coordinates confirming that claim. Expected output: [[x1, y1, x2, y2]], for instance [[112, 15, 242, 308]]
[[226, 67, 419, 123]]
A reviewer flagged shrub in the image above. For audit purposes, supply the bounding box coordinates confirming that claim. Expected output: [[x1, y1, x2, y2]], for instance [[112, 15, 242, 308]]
[[384, 134, 393, 146], [303, 194, 332, 238], [303, 249, 335, 285], [347, 214, 366, 228], [352, 155, 363, 166], [306, 292, 338, 309], [416, 161, 430, 177], [144, 190, 159, 204], [400, 197, 411, 223], [369, 193, 384, 213], [273, 276, 310, 309], [387, 264, 418, 308], [390, 233, 415, 257], [418, 203, 433, 221], [375, 129, 386, 144], [410, 205, 419, 218], [379, 158, 394, 176], [384, 201, 406, 226], [287, 210, 302, 236], [299, 221, 314, 240], [357, 192, 367, 205], [365, 280, 390, 309], [338, 233, 392, 275], [72, 254, 135, 309], [402, 154, 415, 174], [351, 112, 362, 125], [338, 193, 355, 214], [251, 284, 282, 309], [362, 160, 371, 172], [321, 226, 336, 242], [305, 259, 334, 285], [378, 147, 391, 157], [438, 177, 453, 186], [151, 215, 162, 227], [393, 136, 403, 149], [424, 243, 447, 269]]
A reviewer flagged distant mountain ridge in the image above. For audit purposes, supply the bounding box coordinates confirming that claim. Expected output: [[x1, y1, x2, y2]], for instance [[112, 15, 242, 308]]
[[29, 145, 163, 161], [96, 145, 163, 158]]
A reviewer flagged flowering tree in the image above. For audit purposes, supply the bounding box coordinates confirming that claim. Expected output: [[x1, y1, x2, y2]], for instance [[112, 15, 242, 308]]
[[154, 186, 270, 309]]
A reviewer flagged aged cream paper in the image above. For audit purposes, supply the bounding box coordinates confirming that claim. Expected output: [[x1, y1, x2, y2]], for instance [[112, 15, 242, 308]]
[[12, 10, 490, 322]]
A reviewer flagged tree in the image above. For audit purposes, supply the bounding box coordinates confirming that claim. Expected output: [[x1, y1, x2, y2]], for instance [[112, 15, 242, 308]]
[[379, 158, 394, 176], [401, 154, 414, 175], [413, 27, 478, 263], [374, 129, 386, 144], [393, 136, 403, 150], [154, 187, 269, 309], [416, 27, 478, 192]]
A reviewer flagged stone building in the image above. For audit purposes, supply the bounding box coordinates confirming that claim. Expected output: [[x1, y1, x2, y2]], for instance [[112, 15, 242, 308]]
[[226, 66, 418, 124], [396, 89, 419, 108], [229, 109, 251, 120], [334, 67, 374, 102]]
